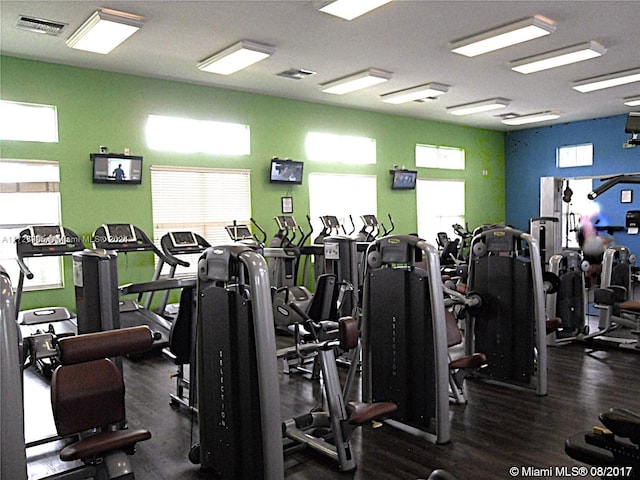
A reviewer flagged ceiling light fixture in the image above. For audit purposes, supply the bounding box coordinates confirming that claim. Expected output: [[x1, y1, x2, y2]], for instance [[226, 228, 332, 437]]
[[66, 8, 144, 54], [449, 15, 556, 57], [572, 68, 640, 93], [447, 98, 511, 116], [510, 41, 606, 74], [319, 0, 394, 21], [321, 68, 392, 95], [623, 95, 640, 107], [198, 40, 275, 75], [501, 110, 561, 126], [381, 83, 449, 104]]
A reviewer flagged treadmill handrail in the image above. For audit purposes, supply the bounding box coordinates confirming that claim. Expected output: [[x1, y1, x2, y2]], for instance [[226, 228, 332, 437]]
[[119, 277, 196, 296]]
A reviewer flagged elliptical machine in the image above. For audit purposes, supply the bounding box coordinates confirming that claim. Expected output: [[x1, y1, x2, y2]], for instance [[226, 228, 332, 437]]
[[265, 215, 314, 331]]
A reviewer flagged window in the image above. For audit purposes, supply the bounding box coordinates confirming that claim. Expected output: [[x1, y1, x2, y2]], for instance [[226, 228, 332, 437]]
[[557, 144, 593, 168], [0, 100, 58, 143], [416, 179, 465, 244], [145, 114, 250, 155], [150, 165, 251, 275], [308, 173, 377, 236], [416, 144, 465, 170], [305, 132, 376, 164], [0, 159, 63, 289]]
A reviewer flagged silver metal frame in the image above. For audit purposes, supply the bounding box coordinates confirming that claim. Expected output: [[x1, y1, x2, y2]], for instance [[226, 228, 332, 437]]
[[466, 229, 548, 396], [361, 236, 450, 444]]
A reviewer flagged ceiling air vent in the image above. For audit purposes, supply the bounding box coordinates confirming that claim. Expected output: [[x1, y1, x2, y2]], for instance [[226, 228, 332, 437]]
[[16, 15, 67, 36], [277, 68, 317, 80]]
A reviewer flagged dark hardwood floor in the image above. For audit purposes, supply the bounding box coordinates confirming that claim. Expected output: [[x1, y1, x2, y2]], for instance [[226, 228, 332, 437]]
[[24, 322, 640, 480]]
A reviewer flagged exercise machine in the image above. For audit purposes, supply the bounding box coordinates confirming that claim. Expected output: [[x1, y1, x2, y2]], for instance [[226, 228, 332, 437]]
[[588, 245, 640, 350], [189, 244, 283, 479], [91, 223, 188, 347], [530, 216, 561, 267], [1, 264, 27, 479], [352, 214, 394, 243], [144, 230, 210, 318], [362, 235, 451, 444], [151, 232, 208, 407], [547, 250, 588, 345], [265, 215, 313, 330], [15, 225, 85, 377], [464, 226, 548, 395], [565, 408, 640, 478], [1, 263, 154, 480], [282, 298, 397, 471]]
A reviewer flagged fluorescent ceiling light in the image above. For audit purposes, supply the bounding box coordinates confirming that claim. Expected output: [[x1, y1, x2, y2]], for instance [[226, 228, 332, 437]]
[[319, 0, 393, 21], [501, 110, 561, 126], [510, 41, 606, 74], [198, 40, 275, 75], [321, 69, 392, 95], [624, 95, 640, 107], [381, 83, 449, 104], [66, 8, 143, 54], [450, 15, 556, 57], [572, 68, 640, 93], [447, 98, 511, 116]]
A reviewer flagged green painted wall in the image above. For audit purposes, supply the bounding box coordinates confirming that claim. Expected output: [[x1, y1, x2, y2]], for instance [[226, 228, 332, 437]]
[[0, 55, 505, 310]]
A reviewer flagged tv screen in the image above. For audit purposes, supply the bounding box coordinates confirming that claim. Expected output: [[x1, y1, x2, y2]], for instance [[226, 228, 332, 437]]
[[625, 112, 640, 134], [91, 153, 143, 184], [269, 158, 303, 185], [391, 170, 417, 190]]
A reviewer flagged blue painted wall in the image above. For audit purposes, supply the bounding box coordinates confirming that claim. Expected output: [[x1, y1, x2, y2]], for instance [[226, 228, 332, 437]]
[[505, 113, 640, 252]]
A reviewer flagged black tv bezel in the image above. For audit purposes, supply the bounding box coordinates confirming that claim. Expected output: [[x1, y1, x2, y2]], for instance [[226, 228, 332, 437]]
[[390, 169, 418, 190], [625, 112, 640, 134], [91, 153, 143, 185], [269, 158, 304, 185]]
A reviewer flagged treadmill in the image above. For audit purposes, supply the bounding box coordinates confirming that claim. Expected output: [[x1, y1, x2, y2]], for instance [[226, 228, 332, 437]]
[[143, 231, 210, 319], [92, 224, 191, 348], [15, 225, 86, 376]]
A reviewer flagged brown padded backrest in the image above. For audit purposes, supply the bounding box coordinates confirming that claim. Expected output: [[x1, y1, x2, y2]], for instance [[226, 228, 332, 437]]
[[339, 316, 359, 351], [58, 326, 153, 365], [51, 358, 125, 437], [445, 308, 463, 348]]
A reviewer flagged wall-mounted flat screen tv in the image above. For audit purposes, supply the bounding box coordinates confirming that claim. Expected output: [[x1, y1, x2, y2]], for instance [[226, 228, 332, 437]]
[[269, 158, 304, 185], [91, 153, 143, 185], [391, 169, 417, 190], [625, 112, 640, 134]]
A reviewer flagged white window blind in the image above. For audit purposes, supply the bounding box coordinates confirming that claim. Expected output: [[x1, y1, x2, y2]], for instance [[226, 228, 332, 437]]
[[308, 173, 377, 235], [0, 159, 63, 289], [151, 165, 251, 275], [416, 179, 465, 245]]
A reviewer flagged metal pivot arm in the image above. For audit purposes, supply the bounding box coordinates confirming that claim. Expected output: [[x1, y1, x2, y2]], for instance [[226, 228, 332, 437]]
[[588, 174, 640, 200]]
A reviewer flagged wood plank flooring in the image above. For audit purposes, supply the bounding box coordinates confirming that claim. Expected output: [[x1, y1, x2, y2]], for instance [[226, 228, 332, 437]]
[[24, 326, 640, 480]]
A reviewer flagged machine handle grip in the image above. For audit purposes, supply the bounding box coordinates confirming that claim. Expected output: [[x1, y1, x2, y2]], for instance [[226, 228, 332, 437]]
[[16, 256, 34, 279]]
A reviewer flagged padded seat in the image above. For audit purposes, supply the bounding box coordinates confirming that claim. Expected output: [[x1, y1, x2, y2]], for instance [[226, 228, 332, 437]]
[[60, 429, 151, 461], [618, 300, 640, 312], [546, 317, 563, 334], [600, 409, 640, 444], [51, 326, 153, 465], [346, 401, 397, 426], [449, 352, 486, 371]]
